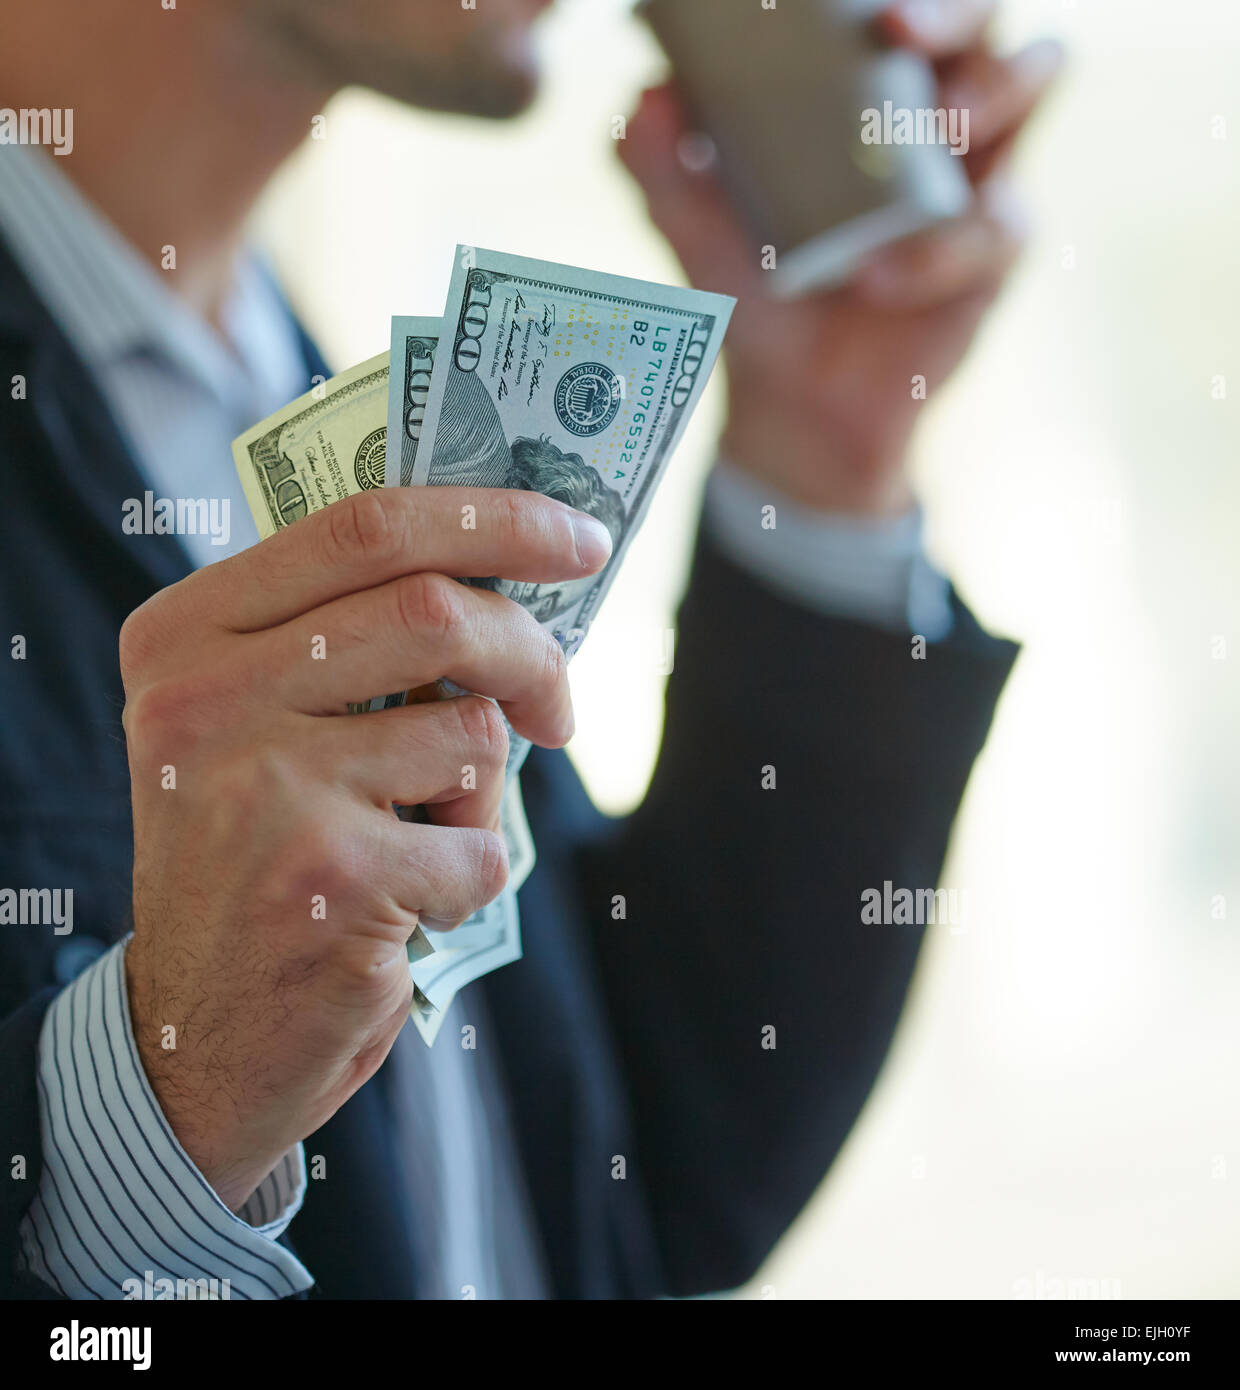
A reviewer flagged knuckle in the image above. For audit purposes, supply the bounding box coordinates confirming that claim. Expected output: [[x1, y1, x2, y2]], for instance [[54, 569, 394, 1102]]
[[281, 817, 360, 905], [327, 937, 411, 1009], [470, 827, 510, 903], [325, 491, 401, 569], [496, 488, 541, 543], [536, 627, 568, 691], [124, 659, 252, 754], [396, 571, 464, 646], [201, 744, 309, 850], [451, 695, 509, 768], [496, 488, 564, 558], [117, 591, 172, 688], [123, 676, 196, 746], [410, 825, 507, 923], [219, 740, 301, 804], [117, 607, 149, 688]]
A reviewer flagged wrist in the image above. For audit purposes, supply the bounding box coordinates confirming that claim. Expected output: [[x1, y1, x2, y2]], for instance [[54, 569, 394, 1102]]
[[125, 943, 280, 1213]]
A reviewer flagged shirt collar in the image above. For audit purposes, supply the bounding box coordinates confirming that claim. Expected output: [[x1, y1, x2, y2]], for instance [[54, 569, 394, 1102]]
[[0, 143, 305, 409]]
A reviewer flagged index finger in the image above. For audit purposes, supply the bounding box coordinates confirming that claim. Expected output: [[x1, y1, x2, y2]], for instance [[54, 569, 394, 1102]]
[[876, 0, 996, 60], [186, 487, 614, 634]]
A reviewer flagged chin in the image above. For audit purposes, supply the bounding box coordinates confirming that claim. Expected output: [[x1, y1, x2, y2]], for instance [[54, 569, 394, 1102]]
[[263, 0, 548, 120], [384, 18, 544, 118], [368, 55, 540, 120], [470, 65, 540, 119], [459, 28, 542, 118]]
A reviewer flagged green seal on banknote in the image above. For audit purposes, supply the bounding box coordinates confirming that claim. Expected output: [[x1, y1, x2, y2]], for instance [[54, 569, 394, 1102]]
[[554, 362, 622, 437], [353, 427, 386, 490]]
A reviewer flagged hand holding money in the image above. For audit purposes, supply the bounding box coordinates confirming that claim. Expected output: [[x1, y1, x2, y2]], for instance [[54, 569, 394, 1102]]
[[233, 247, 733, 1045], [119, 485, 608, 1209]]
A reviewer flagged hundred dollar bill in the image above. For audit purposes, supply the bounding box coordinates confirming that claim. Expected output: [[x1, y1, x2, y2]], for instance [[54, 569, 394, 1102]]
[[390, 247, 733, 785], [389, 315, 442, 488], [233, 351, 391, 536], [391, 246, 734, 657]]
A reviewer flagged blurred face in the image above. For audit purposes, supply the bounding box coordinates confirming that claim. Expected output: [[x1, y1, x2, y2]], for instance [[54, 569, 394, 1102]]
[[246, 0, 555, 118]]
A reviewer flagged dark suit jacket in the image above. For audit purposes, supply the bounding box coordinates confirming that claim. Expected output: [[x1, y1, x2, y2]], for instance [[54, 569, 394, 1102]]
[[0, 238, 1018, 1299]]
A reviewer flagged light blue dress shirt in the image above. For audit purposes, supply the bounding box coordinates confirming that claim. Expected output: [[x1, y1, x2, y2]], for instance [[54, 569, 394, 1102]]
[[1, 142, 951, 1300]]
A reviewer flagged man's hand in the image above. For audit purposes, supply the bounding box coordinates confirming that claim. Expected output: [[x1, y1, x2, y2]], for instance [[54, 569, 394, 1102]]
[[119, 488, 612, 1212], [621, 0, 1063, 516]]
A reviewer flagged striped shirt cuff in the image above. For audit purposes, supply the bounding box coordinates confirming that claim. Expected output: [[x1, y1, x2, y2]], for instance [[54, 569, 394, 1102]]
[[17, 938, 313, 1300], [704, 458, 955, 640]]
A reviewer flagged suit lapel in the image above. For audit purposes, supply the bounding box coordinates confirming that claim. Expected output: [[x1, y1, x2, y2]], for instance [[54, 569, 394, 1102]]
[[0, 236, 195, 595]]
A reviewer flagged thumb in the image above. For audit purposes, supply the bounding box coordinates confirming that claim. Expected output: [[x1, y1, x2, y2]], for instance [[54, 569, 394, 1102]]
[[619, 85, 758, 296]]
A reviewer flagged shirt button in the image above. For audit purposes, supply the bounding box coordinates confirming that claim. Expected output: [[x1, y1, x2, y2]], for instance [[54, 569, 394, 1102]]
[[53, 936, 107, 986]]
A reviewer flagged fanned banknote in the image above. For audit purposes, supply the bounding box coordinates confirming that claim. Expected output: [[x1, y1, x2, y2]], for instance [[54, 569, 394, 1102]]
[[394, 246, 734, 650], [234, 350, 390, 531], [389, 248, 734, 794], [389, 317, 441, 488]]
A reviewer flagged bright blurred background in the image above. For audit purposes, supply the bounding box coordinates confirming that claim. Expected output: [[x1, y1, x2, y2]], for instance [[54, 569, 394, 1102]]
[[254, 0, 1240, 1298]]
